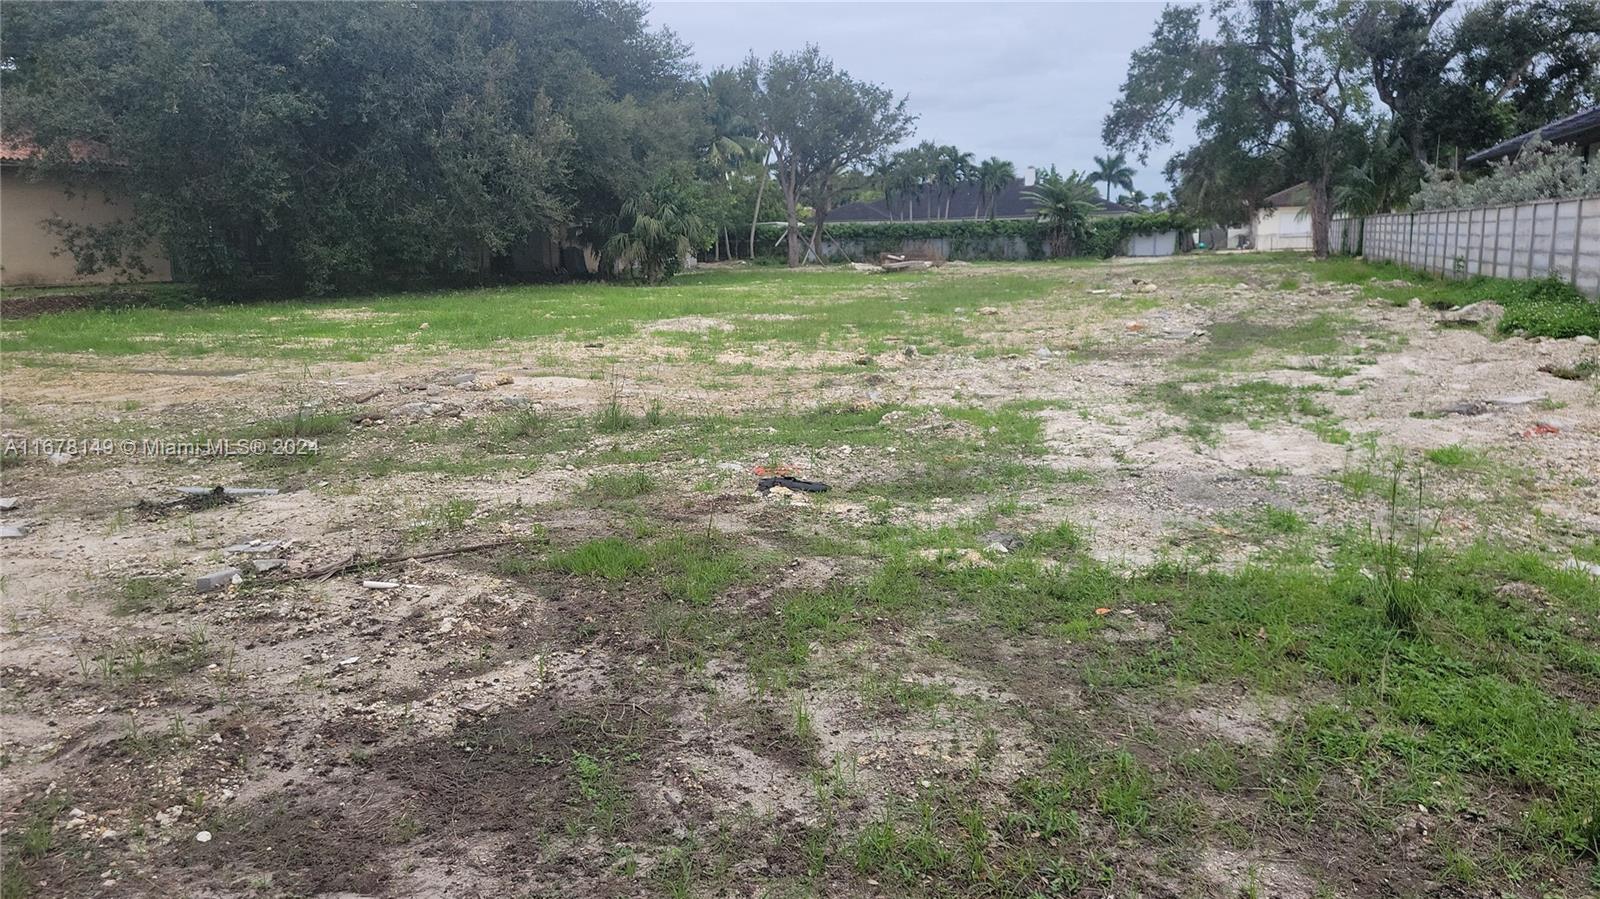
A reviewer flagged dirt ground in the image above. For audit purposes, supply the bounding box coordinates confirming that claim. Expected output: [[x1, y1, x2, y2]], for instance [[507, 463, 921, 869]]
[[2, 256, 1597, 898]]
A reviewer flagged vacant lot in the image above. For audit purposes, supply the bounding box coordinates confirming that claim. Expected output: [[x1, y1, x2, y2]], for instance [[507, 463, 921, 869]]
[[2, 255, 1597, 898]]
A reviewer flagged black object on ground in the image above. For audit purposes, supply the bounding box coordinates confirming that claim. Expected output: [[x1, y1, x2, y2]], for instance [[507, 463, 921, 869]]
[[757, 476, 831, 494]]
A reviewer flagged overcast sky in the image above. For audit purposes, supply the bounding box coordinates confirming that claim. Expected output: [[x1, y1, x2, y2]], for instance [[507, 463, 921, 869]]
[[647, 1, 1196, 196]]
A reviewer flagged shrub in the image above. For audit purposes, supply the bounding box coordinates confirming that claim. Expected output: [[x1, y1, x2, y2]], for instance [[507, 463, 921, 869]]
[[753, 211, 1197, 262], [1413, 137, 1600, 211], [1498, 277, 1600, 339]]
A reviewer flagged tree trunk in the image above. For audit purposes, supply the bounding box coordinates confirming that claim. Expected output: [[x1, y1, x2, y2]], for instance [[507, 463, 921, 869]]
[[783, 161, 801, 268], [1309, 174, 1333, 260], [748, 147, 772, 260]]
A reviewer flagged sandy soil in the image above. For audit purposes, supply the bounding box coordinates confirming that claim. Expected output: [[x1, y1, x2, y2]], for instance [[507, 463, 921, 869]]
[[1, 257, 1596, 897]]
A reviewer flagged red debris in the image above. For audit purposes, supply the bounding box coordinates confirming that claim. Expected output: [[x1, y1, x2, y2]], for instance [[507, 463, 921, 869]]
[[1522, 423, 1560, 438]]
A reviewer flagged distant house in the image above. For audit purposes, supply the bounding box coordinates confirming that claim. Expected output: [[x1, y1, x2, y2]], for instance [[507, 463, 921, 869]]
[[1250, 182, 1313, 251], [1466, 106, 1600, 166], [829, 173, 1135, 224], [0, 136, 172, 286]]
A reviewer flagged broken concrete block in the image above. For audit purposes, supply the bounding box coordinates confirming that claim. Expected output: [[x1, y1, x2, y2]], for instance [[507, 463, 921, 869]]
[[0, 498, 18, 511], [196, 568, 242, 593], [178, 487, 279, 497], [249, 559, 286, 574], [0, 525, 28, 539]]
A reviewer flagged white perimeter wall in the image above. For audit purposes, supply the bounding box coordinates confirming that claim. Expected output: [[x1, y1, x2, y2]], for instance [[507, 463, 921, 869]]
[[1333, 195, 1600, 297]]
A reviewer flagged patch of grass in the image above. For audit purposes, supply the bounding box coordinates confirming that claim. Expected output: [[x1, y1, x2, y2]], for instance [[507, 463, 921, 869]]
[[1424, 444, 1487, 468], [569, 751, 629, 835], [1185, 313, 1353, 366], [410, 498, 476, 537], [652, 533, 752, 605], [548, 537, 653, 580], [484, 407, 551, 442], [112, 575, 178, 615], [1143, 379, 1332, 442], [1, 792, 69, 897], [251, 409, 349, 440], [585, 470, 655, 499], [1311, 261, 1600, 339]]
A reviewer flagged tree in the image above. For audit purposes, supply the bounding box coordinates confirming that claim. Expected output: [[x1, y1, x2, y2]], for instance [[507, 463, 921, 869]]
[[1333, 118, 1413, 215], [701, 68, 765, 260], [1092, 151, 1137, 202], [1118, 190, 1150, 211], [600, 180, 711, 284], [0, 1, 699, 294], [975, 157, 1016, 219], [1353, 1, 1600, 171], [1105, 2, 1369, 258], [1024, 170, 1100, 257], [741, 46, 914, 266], [1150, 191, 1171, 212], [934, 145, 975, 219]]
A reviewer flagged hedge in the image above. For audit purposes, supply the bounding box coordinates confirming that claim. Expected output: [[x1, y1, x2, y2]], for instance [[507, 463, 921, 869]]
[[752, 212, 1197, 262]]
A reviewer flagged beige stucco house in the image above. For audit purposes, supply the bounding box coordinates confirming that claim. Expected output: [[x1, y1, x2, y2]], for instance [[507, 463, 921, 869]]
[[1250, 182, 1313, 251], [1, 139, 171, 286]]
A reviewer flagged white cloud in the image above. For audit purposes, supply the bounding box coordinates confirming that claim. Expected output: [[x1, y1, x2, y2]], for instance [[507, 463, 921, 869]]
[[649, 0, 1197, 193]]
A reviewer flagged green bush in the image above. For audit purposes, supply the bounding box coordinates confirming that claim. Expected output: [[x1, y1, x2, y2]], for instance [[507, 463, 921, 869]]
[[1498, 277, 1600, 340], [753, 212, 1197, 262]]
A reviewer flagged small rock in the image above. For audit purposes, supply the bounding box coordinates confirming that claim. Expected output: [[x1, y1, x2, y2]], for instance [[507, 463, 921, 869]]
[[194, 831, 211, 843], [1573, 334, 1596, 345], [1034, 347, 1052, 359], [196, 568, 242, 593], [1488, 394, 1543, 408], [853, 355, 874, 366], [901, 345, 919, 358], [1438, 301, 1503, 327], [0, 525, 27, 539], [249, 559, 286, 574], [223, 541, 282, 555], [0, 497, 17, 511], [977, 306, 1000, 316], [1561, 559, 1600, 578], [979, 531, 1024, 552]]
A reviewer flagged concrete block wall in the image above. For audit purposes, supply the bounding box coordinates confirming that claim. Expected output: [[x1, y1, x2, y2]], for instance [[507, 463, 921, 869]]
[[1333, 194, 1600, 296]]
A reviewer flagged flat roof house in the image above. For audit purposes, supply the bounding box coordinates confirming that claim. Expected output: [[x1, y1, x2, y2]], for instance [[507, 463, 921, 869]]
[[1466, 106, 1600, 166]]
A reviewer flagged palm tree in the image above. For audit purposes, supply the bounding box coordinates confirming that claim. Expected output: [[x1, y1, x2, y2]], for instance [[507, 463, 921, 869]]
[[974, 157, 1016, 219], [1117, 190, 1150, 211], [1024, 170, 1100, 257], [934, 145, 974, 219], [1150, 191, 1171, 212], [1093, 151, 1136, 202], [1334, 119, 1411, 216], [602, 186, 711, 284]]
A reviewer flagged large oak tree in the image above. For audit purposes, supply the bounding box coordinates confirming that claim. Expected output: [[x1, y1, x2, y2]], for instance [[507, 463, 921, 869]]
[[740, 47, 914, 267], [1105, 1, 1369, 258]]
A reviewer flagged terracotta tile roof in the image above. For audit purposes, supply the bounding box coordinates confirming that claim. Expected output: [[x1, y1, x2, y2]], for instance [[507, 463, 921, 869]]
[[0, 135, 115, 165]]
